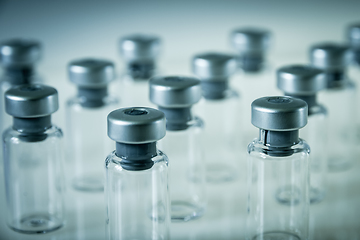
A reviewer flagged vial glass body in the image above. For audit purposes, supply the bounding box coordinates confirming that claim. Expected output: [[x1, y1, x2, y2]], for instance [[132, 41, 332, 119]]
[[247, 132, 310, 240], [300, 104, 328, 204], [66, 95, 118, 191], [318, 80, 356, 171], [196, 89, 242, 183], [158, 117, 206, 222], [105, 150, 170, 240], [3, 125, 65, 234], [348, 61, 360, 140]]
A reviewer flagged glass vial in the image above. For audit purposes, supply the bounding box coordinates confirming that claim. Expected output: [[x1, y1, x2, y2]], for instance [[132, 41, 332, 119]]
[[192, 52, 241, 183], [149, 76, 206, 222], [247, 96, 310, 240], [0, 39, 42, 136], [66, 58, 119, 191], [230, 28, 279, 147], [105, 107, 170, 240], [3, 84, 65, 234], [310, 43, 356, 171], [119, 34, 161, 107], [277, 65, 328, 204], [346, 23, 360, 140]]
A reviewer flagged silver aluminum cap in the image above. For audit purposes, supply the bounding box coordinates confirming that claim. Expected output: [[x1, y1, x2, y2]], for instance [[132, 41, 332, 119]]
[[0, 38, 41, 67], [310, 42, 349, 71], [231, 27, 271, 54], [108, 107, 166, 144], [149, 76, 201, 108], [347, 22, 360, 49], [119, 34, 161, 62], [192, 52, 237, 80], [251, 96, 308, 131], [68, 58, 115, 88], [277, 64, 326, 95], [5, 84, 59, 118]]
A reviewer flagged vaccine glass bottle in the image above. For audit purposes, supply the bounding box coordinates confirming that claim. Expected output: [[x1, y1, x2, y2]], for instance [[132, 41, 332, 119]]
[[247, 96, 310, 240], [277, 64, 328, 204], [119, 34, 161, 107], [3, 84, 65, 234], [105, 107, 170, 240], [66, 58, 119, 191], [150, 76, 206, 222], [192, 52, 242, 183], [310, 42, 356, 171]]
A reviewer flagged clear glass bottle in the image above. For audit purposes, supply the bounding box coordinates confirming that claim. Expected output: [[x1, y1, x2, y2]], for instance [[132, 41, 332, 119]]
[[310, 42, 357, 171], [0, 39, 42, 144], [192, 52, 242, 183], [230, 27, 280, 148], [247, 96, 310, 240], [346, 23, 360, 141], [3, 84, 65, 234], [118, 34, 161, 108], [105, 107, 170, 240], [149, 76, 206, 222], [277, 64, 328, 204], [66, 58, 119, 191]]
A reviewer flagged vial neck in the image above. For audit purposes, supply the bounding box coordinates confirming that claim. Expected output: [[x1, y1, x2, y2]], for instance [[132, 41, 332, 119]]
[[259, 129, 299, 157], [285, 94, 317, 114], [13, 116, 52, 142], [115, 142, 157, 171], [126, 60, 155, 80], [201, 80, 229, 100], [4, 66, 35, 85], [77, 87, 108, 108], [237, 53, 264, 72], [158, 106, 192, 131], [325, 70, 346, 88]]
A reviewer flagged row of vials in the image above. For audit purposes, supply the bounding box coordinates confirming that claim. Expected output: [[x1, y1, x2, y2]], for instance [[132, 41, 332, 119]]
[[0, 23, 360, 240]]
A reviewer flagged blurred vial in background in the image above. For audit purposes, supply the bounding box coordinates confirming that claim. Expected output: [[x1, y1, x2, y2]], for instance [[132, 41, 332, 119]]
[[150, 76, 206, 222], [105, 107, 170, 240], [0, 39, 42, 135], [277, 65, 328, 204], [3, 84, 65, 234], [66, 58, 119, 191], [346, 22, 360, 139], [192, 52, 241, 183], [230, 27, 278, 149], [310, 42, 356, 171], [118, 34, 161, 107], [247, 96, 310, 240]]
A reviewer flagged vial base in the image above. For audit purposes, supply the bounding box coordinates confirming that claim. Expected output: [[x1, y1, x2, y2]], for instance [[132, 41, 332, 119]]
[[252, 231, 301, 240], [171, 201, 204, 222], [275, 185, 301, 206], [9, 213, 63, 234], [328, 157, 352, 172], [72, 176, 104, 192], [206, 164, 237, 183], [309, 187, 325, 204]]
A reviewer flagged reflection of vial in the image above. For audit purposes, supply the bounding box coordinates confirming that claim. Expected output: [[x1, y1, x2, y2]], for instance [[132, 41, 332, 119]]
[[0, 39, 42, 134], [247, 96, 310, 240], [119, 34, 161, 107], [277, 65, 327, 204], [310, 43, 356, 171], [192, 52, 241, 183], [66, 58, 118, 191], [230, 28, 278, 146], [105, 107, 170, 240], [149, 76, 206, 222], [3, 84, 65, 234]]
